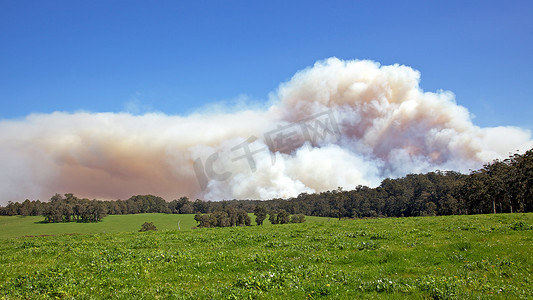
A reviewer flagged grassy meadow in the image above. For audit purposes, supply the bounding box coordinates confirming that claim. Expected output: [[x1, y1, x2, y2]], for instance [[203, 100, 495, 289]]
[[0, 213, 199, 239], [0, 214, 329, 239], [0, 213, 532, 299]]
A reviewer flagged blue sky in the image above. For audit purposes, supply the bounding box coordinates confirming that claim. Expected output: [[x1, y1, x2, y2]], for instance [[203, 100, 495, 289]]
[[1, 0, 532, 129]]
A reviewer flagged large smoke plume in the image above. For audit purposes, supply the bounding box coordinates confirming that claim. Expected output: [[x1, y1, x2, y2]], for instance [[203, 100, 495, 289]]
[[1, 58, 531, 204]]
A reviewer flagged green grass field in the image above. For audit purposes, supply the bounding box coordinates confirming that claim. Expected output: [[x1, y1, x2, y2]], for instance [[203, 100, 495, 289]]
[[0, 214, 198, 239], [1, 213, 532, 299], [0, 214, 329, 239]]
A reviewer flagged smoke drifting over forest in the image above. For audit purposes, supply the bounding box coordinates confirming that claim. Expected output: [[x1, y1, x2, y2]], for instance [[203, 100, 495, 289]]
[[1, 58, 531, 205]]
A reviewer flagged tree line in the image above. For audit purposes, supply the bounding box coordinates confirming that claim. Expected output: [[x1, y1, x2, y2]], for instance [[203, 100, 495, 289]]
[[194, 207, 251, 227], [192, 206, 306, 228], [1, 148, 532, 221]]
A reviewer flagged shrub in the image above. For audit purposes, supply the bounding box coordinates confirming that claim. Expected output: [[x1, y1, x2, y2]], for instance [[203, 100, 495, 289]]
[[139, 222, 157, 232]]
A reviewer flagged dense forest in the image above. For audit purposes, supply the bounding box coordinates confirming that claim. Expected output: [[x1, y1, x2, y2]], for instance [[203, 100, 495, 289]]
[[1, 148, 531, 222]]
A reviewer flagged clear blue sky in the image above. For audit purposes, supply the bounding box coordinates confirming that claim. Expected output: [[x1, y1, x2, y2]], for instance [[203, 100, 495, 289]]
[[1, 0, 532, 129]]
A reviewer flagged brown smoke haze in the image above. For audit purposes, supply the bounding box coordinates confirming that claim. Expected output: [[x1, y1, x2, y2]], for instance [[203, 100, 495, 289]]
[[1, 58, 531, 204]]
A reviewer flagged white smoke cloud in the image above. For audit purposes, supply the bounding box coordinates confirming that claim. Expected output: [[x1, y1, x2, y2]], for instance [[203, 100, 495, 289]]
[[0, 57, 531, 204]]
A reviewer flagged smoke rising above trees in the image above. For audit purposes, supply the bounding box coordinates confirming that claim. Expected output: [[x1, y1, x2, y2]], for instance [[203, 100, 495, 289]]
[[0, 58, 531, 204]]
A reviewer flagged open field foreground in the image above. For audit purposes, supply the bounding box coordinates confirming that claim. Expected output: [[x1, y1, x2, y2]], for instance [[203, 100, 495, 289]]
[[1, 213, 532, 299]]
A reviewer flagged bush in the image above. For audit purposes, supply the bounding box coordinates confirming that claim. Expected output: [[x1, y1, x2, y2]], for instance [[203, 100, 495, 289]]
[[139, 222, 157, 232]]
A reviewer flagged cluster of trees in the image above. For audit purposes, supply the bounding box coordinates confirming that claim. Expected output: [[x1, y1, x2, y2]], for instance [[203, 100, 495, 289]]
[[0, 194, 173, 223], [0, 194, 174, 220], [194, 208, 251, 227], [290, 213, 306, 223], [462, 150, 533, 214], [279, 148, 532, 219], [168, 197, 194, 214], [0, 199, 46, 216], [268, 209, 305, 224], [106, 195, 171, 215], [0, 193, 110, 223], [193, 207, 306, 228], [42, 194, 107, 223], [1, 148, 532, 221]]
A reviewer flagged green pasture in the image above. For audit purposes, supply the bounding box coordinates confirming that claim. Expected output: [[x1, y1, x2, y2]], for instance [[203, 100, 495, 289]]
[[0, 213, 532, 299], [0, 214, 329, 239]]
